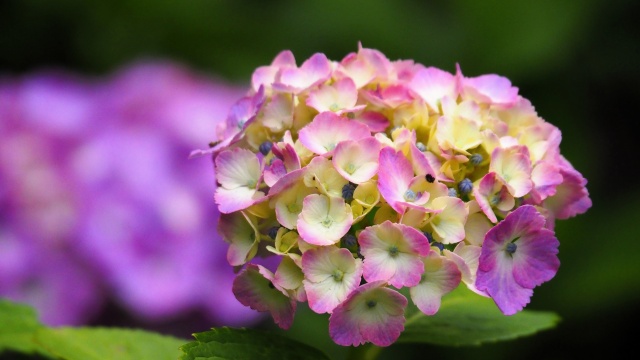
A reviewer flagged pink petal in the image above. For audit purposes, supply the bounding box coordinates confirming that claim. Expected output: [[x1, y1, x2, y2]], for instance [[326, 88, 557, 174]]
[[377, 147, 414, 214], [512, 228, 560, 289], [444, 243, 488, 297], [297, 194, 353, 246], [473, 172, 514, 223], [529, 161, 563, 203], [476, 205, 558, 315], [428, 196, 467, 244], [274, 256, 306, 302], [542, 158, 592, 220], [268, 169, 317, 230], [409, 67, 458, 111], [263, 159, 287, 188], [490, 146, 533, 198], [460, 64, 519, 107], [332, 137, 381, 184], [214, 186, 265, 214], [232, 264, 296, 329], [353, 111, 390, 133], [306, 77, 361, 114], [335, 53, 375, 88], [410, 143, 445, 182], [298, 112, 371, 156], [476, 250, 533, 315], [251, 50, 296, 91], [329, 281, 407, 347], [218, 212, 259, 266], [214, 148, 262, 189], [261, 92, 294, 132], [359, 221, 430, 288], [361, 84, 414, 109], [263, 142, 301, 187], [274, 53, 332, 93], [410, 249, 461, 315], [301, 247, 363, 314]]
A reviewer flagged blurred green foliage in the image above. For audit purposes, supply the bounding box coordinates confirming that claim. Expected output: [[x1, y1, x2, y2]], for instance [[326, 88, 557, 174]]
[[1, 0, 638, 358]]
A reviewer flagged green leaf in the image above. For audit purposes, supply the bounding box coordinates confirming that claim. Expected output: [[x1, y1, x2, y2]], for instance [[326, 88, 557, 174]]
[[33, 327, 186, 360], [179, 327, 330, 360], [1, 299, 189, 360], [0, 298, 50, 356], [398, 286, 560, 346]]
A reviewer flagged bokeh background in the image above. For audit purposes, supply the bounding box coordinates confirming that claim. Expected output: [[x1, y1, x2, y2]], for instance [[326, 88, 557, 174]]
[[1, 0, 638, 359]]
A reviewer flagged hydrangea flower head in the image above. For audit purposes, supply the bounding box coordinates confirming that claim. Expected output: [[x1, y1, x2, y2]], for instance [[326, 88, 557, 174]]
[[475, 205, 560, 315], [198, 44, 592, 346], [301, 246, 363, 314]]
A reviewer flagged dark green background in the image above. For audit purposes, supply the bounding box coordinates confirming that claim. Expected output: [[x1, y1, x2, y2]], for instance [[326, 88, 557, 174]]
[[1, 0, 638, 359]]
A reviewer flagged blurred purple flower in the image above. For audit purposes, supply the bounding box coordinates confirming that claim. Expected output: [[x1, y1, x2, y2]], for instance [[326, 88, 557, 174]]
[[0, 61, 265, 327]]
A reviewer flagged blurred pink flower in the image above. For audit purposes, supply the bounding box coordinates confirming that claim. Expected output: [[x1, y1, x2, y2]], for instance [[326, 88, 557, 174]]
[[0, 61, 266, 327]]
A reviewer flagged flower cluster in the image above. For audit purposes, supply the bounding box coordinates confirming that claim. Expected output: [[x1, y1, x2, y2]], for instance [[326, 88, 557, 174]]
[[196, 44, 592, 346], [0, 61, 265, 327]]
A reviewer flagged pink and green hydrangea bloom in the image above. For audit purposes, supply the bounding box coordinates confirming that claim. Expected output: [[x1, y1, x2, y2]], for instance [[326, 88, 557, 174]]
[[473, 172, 515, 223], [198, 45, 591, 347], [218, 211, 261, 266], [410, 248, 462, 315], [298, 110, 370, 156], [358, 221, 430, 288], [332, 137, 381, 184], [377, 147, 430, 214], [232, 264, 296, 329], [475, 205, 560, 315], [329, 281, 407, 347], [297, 194, 353, 246], [301, 246, 363, 314], [306, 77, 365, 114], [214, 148, 265, 214]]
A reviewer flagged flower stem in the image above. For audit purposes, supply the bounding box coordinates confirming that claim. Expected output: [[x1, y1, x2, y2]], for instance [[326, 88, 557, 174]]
[[347, 343, 383, 360]]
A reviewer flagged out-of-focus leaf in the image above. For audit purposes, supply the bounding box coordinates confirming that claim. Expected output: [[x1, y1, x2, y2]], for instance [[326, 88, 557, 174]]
[[179, 327, 330, 360], [34, 327, 185, 360], [1, 299, 187, 360], [0, 299, 50, 356], [398, 286, 560, 346]]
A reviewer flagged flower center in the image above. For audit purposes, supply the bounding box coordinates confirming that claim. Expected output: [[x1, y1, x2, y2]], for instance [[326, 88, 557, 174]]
[[404, 189, 417, 202], [388, 245, 399, 258], [331, 269, 345, 282], [366, 300, 377, 308], [345, 163, 356, 174], [321, 217, 334, 228], [287, 203, 300, 213], [506, 242, 517, 254]]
